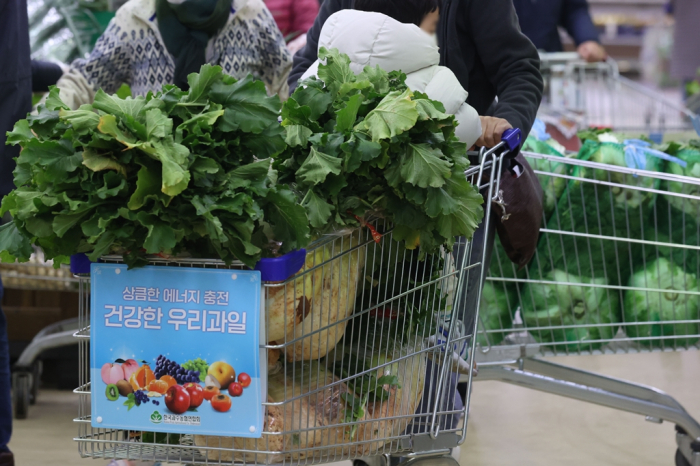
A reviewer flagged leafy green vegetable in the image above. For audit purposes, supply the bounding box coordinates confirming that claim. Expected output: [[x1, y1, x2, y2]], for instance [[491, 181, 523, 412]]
[[276, 48, 484, 255], [141, 431, 181, 445], [577, 127, 613, 144], [624, 258, 700, 346], [522, 136, 573, 218], [1, 66, 309, 268], [662, 142, 700, 216]]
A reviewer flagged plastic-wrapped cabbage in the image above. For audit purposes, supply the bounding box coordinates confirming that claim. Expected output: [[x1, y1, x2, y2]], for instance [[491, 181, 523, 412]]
[[194, 361, 351, 463], [624, 258, 700, 346], [576, 140, 663, 210], [523, 139, 572, 218], [664, 147, 700, 216], [521, 269, 620, 351]]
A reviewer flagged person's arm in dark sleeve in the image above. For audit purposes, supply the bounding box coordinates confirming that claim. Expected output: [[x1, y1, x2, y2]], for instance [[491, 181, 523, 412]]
[[287, 0, 344, 92], [31, 60, 65, 93], [561, 0, 599, 45], [468, 0, 543, 134]]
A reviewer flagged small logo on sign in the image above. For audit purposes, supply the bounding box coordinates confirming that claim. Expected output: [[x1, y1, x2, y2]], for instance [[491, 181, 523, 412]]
[[150, 411, 163, 424]]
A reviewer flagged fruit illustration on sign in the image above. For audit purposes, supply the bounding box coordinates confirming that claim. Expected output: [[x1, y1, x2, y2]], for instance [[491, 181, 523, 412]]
[[211, 393, 232, 413], [228, 382, 243, 397], [116, 379, 133, 397], [159, 375, 177, 389], [203, 386, 219, 401], [238, 372, 251, 388], [129, 365, 156, 391], [184, 383, 204, 408], [105, 384, 119, 401], [147, 379, 169, 395], [101, 363, 124, 385], [207, 362, 235, 390], [122, 359, 139, 380], [164, 385, 191, 415]]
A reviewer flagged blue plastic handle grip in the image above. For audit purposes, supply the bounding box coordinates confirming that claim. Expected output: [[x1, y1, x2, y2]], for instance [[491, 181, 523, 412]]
[[70, 253, 92, 275], [501, 128, 523, 152], [255, 249, 307, 282]]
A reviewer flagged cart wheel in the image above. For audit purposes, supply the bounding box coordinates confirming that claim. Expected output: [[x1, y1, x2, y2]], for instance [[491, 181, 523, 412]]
[[30, 361, 42, 405], [13, 373, 30, 419]]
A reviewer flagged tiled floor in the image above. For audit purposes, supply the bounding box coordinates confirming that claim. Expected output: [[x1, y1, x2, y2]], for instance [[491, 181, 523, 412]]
[[9, 350, 700, 465]]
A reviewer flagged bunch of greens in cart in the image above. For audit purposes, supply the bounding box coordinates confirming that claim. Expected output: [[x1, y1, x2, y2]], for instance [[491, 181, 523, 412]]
[[0, 65, 309, 268], [275, 48, 485, 254]]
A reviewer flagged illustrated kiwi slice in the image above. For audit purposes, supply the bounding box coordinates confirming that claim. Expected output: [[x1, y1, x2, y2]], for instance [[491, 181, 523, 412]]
[[106, 384, 120, 401], [116, 379, 133, 397]]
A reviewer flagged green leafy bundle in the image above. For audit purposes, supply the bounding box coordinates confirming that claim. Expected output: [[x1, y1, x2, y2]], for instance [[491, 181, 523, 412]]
[[276, 48, 484, 253], [0, 65, 309, 268]]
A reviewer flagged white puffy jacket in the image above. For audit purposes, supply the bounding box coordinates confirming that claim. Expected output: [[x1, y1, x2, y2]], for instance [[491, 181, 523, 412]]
[[301, 10, 482, 147]]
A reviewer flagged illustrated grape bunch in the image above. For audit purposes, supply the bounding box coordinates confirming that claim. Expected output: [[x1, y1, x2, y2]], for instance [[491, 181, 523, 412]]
[[155, 355, 200, 385]]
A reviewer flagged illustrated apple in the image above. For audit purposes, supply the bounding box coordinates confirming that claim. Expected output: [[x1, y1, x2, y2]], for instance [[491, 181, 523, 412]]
[[101, 363, 124, 385], [211, 393, 232, 412], [184, 383, 204, 408], [207, 362, 235, 390], [238, 373, 251, 388], [165, 385, 191, 415], [122, 359, 139, 380], [228, 382, 243, 397]]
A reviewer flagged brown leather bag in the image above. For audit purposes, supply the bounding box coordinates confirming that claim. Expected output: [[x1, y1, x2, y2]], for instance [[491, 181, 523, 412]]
[[490, 153, 544, 270]]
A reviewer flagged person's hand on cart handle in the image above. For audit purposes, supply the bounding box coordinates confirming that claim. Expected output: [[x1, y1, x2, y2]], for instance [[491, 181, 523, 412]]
[[577, 41, 608, 63], [476, 116, 513, 148]]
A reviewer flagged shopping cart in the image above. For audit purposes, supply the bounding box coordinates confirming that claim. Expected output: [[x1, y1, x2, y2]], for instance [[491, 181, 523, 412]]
[[474, 150, 700, 466], [72, 133, 522, 465], [1, 250, 81, 419], [538, 52, 700, 140]]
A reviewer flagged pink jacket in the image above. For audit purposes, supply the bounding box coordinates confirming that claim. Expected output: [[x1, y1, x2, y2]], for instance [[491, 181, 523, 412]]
[[264, 0, 319, 38]]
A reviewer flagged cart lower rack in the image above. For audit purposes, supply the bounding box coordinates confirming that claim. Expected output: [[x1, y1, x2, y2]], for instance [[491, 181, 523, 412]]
[[473, 151, 700, 466]]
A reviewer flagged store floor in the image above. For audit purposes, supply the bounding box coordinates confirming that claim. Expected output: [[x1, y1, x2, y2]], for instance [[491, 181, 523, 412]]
[[9, 350, 700, 465]]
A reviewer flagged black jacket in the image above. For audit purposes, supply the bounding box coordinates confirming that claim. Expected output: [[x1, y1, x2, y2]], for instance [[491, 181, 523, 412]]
[[513, 0, 600, 52], [0, 0, 32, 199], [289, 0, 543, 135]]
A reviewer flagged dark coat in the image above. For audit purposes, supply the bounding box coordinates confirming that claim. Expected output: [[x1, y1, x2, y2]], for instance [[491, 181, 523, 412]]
[[289, 0, 544, 135], [0, 0, 32, 199], [512, 0, 600, 52]]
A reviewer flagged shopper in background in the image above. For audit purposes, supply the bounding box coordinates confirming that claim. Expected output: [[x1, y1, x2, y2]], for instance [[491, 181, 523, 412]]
[[291, 0, 543, 145], [53, 0, 292, 110], [0, 0, 27, 459], [265, 0, 319, 56], [265, 0, 318, 38], [512, 0, 607, 63], [669, 0, 700, 93]]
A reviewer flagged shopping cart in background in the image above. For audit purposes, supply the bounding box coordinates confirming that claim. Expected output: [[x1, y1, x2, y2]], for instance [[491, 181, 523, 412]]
[[539, 52, 700, 143], [1, 250, 80, 419], [71, 134, 522, 465], [474, 150, 700, 466]]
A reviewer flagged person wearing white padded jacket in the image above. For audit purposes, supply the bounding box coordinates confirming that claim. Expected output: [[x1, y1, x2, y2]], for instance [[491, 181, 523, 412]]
[[300, 8, 483, 148]]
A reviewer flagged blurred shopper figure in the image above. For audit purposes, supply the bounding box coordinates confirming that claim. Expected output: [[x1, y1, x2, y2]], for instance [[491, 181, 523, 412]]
[[53, 0, 292, 110], [0, 0, 30, 463], [669, 0, 700, 95], [512, 0, 607, 62], [265, 0, 320, 55]]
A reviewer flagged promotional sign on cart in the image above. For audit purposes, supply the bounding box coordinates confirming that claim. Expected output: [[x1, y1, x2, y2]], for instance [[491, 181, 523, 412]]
[[90, 264, 265, 438]]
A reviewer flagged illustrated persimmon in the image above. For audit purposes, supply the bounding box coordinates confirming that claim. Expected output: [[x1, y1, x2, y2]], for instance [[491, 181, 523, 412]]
[[147, 379, 169, 394], [129, 365, 155, 391]]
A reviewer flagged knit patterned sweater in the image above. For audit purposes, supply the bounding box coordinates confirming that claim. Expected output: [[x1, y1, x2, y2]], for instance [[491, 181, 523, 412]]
[[55, 0, 292, 109]]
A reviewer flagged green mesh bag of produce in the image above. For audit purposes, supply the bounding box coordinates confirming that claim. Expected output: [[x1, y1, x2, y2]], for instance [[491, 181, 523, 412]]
[[663, 144, 700, 216], [520, 139, 666, 351], [523, 136, 573, 219]]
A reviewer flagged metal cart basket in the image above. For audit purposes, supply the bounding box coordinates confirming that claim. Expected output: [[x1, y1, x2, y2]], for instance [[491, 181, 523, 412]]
[[474, 150, 700, 466], [73, 142, 516, 465], [539, 52, 700, 138]]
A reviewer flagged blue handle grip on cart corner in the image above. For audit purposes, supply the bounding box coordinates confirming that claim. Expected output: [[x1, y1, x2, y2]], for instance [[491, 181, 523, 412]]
[[501, 128, 522, 152], [70, 253, 92, 275], [255, 249, 307, 282]]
